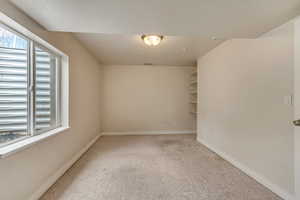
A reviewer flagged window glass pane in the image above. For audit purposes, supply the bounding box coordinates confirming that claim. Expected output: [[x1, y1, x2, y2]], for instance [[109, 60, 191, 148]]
[[0, 25, 28, 146], [34, 46, 57, 133], [0, 26, 27, 49]]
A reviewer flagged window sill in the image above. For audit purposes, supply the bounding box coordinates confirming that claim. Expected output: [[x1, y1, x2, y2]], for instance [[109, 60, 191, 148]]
[[0, 126, 69, 158]]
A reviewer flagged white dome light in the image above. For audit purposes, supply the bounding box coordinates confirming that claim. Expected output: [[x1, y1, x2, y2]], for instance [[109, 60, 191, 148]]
[[141, 35, 163, 46]]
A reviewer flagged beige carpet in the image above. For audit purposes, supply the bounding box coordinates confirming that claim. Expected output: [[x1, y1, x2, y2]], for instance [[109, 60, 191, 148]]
[[41, 134, 281, 200]]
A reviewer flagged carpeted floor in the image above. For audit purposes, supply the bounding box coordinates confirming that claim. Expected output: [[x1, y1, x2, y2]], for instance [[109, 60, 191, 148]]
[[41, 134, 281, 200]]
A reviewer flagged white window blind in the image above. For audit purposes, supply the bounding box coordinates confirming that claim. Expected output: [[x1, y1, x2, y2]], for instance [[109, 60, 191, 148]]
[[0, 47, 28, 134]]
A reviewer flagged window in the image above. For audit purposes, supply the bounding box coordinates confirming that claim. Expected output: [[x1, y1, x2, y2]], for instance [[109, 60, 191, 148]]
[[0, 22, 61, 147]]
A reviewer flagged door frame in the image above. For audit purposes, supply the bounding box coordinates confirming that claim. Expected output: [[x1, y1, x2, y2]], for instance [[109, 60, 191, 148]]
[[294, 17, 300, 200]]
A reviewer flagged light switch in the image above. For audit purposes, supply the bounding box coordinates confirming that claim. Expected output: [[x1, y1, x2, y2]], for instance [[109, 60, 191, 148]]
[[284, 95, 293, 106]]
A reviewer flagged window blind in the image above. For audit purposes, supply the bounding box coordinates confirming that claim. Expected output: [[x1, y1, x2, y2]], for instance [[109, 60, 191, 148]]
[[0, 47, 51, 135]]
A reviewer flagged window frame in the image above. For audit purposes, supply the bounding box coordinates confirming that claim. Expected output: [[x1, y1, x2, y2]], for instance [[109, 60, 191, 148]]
[[0, 22, 31, 147], [32, 42, 62, 136], [0, 21, 63, 148]]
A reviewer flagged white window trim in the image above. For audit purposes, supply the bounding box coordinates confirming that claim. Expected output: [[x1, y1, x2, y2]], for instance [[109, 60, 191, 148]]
[[0, 126, 69, 158], [0, 11, 69, 158]]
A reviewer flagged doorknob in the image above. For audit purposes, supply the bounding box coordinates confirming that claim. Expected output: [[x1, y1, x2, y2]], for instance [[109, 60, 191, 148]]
[[294, 119, 300, 126]]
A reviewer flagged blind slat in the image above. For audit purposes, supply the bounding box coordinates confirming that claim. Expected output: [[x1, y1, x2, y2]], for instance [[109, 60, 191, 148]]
[[0, 48, 51, 135]]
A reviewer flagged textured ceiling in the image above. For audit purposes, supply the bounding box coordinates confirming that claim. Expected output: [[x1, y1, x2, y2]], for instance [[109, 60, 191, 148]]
[[10, 0, 300, 65], [10, 0, 300, 37], [74, 33, 224, 66]]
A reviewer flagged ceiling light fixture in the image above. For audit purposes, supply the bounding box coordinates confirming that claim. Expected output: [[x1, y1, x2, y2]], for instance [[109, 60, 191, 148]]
[[141, 35, 163, 46]]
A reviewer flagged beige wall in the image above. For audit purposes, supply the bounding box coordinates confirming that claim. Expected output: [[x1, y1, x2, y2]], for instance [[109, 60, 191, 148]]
[[102, 65, 196, 133], [197, 22, 294, 197], [0, 2, 102, 200]]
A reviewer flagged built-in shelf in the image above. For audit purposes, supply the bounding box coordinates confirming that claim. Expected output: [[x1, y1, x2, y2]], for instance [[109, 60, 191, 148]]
[[190, 69, 197, 116]]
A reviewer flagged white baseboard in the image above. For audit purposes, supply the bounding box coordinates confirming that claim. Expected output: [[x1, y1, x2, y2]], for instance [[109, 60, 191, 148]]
[[102, 130, 196, 136], [29, 133, 102, 200], [197, 138, 295, 200]]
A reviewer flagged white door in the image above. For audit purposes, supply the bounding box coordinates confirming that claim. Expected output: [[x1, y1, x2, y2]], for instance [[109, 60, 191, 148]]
[[294, 18, 300, 200]]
